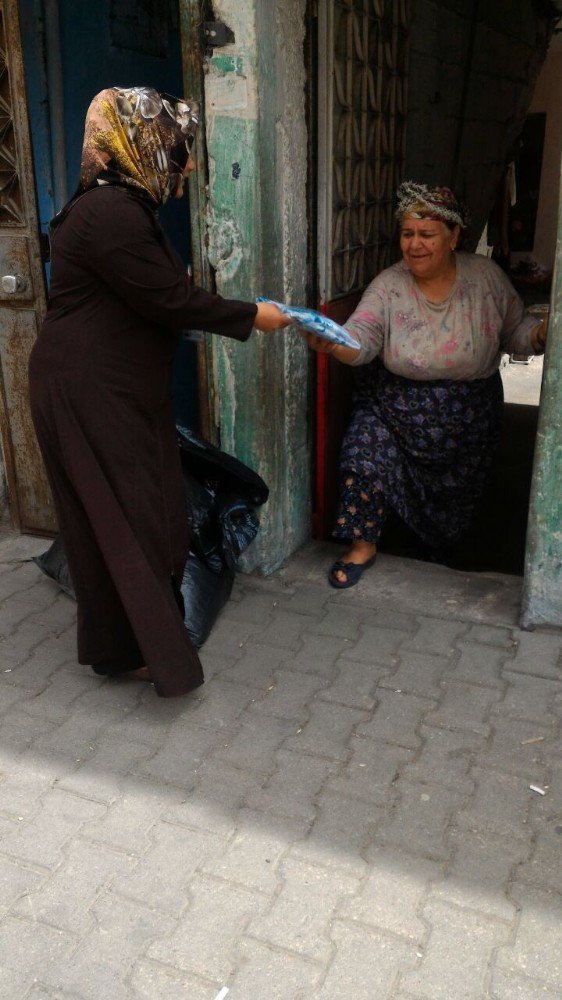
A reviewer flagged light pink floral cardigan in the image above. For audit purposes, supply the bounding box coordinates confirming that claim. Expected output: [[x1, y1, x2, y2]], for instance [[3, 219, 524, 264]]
[[345, 253, 538, 380]]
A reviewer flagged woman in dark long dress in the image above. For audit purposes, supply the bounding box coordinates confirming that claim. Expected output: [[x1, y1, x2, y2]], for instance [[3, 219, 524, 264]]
[[29, 86, 289, 696], [306, 182, 548, 588]]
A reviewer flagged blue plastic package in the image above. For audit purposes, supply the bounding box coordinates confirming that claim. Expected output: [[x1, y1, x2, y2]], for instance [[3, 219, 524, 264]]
[[256, 297, 359, 350]]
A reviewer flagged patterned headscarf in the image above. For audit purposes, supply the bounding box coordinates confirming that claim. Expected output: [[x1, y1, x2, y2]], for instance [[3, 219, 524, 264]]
[[79, 86, 200, 205], [395, 181, 468, 229]]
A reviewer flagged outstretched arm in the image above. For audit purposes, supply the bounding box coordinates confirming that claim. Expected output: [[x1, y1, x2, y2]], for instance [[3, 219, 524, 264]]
[[254, 302, 292, 331], [84, 189, 289, 339], [529, 313, 548, 353], [303, 333, 361, 365]]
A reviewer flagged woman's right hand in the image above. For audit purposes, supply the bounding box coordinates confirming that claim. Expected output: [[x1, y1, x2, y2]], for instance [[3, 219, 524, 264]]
[[254, 303, 292, 332], [304, 332, 360, 365], [305, 333, 338, 355]]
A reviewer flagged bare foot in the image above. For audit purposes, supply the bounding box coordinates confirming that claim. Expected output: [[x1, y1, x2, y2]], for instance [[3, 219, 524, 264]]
[[332, 541, 377, 585], [126, 666, 151, 682]]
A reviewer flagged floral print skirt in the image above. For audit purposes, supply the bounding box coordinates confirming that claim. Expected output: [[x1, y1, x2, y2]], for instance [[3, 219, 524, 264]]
[[334, 363, 504, 552]]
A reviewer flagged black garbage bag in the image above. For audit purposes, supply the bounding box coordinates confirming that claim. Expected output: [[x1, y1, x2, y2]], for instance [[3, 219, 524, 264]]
[[176, 424, 269, 572], [34, 538, 232, 649], [216, 493, 262, 570], [33, 427, 269, 647], [177, 424, 269, 507], [182, 554, 234, 647], [182, 470, 217, 562]]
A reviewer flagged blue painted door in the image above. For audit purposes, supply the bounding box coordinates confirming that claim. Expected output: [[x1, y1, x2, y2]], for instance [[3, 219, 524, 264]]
[[19, 0, 199, 428]]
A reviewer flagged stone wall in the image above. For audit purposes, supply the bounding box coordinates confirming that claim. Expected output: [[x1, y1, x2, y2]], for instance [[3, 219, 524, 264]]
[[405, 0, 559, 246], [201, 0, 310, 572]]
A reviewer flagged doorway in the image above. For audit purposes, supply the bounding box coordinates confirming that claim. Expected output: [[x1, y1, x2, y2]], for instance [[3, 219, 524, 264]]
[[310, 0, 557, 578]]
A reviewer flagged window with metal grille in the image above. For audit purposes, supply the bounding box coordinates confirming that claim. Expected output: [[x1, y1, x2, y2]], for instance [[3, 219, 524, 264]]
[[318, 0, 410, 301]]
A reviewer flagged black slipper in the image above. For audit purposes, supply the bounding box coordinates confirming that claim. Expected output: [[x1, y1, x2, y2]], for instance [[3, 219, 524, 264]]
[[328, 555, 377, 589]]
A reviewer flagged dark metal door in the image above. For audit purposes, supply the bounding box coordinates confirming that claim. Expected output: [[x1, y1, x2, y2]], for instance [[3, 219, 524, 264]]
[[0, 0, 55, 532], [315, 0, 409, 537]]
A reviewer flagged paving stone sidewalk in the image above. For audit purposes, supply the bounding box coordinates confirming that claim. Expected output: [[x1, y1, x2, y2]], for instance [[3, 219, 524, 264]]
[[0, 531, 561, 1000]]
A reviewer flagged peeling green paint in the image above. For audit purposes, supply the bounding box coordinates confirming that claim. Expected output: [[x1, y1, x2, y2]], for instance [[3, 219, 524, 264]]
[[206, 114, 267, 470], [211, 55, 235, 73], [202, 0, 310, 572], [211, 54, 245, 75]]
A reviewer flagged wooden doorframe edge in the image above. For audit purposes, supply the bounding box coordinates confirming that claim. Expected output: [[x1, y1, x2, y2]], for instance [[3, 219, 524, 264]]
[[179, 0, 217, 445], [2, 0, 48, 533], [0, 375, 22, 531], [1, 1, 21, 531]]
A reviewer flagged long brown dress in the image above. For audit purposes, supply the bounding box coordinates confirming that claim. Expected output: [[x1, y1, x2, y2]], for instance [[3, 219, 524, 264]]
[[29, 184, 257, 697]]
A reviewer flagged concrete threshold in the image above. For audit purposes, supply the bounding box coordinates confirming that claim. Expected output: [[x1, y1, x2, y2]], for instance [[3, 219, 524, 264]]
[[0, 530, 525, 631], [256, 540, 524, 630]]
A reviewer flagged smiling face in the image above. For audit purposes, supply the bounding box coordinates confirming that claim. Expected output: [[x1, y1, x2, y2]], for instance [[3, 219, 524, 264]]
[[399, 215, 460, 280]]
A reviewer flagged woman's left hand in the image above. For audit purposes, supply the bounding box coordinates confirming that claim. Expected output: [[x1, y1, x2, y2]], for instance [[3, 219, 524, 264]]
[[531, 313, 548, 353], [254, 303, 292, 331], [305, 333, 338, 355], [304, 332, 360, 365]]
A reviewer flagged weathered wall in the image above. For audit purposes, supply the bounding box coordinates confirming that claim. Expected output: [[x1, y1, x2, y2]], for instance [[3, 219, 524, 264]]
[[527, 39, 562, 271], [405, 0, 557, 246], [202, 0, 310, 572], [521, 157, 562, 626]]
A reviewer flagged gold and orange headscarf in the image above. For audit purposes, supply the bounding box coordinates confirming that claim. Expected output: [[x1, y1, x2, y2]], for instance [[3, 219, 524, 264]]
[[79, 86, 199, 205]]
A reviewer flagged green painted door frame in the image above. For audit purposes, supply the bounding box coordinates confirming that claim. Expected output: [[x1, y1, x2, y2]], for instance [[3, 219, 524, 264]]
[[521, 160, 562, 628], [179, 0, 217, 445], [180, 0, 311, 574]]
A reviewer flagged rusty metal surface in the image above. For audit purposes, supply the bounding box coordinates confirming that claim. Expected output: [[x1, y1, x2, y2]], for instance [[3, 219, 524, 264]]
[[0, 4, 25, 226], [0, 234, 32, 299], [0, 0, 55, 533]]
